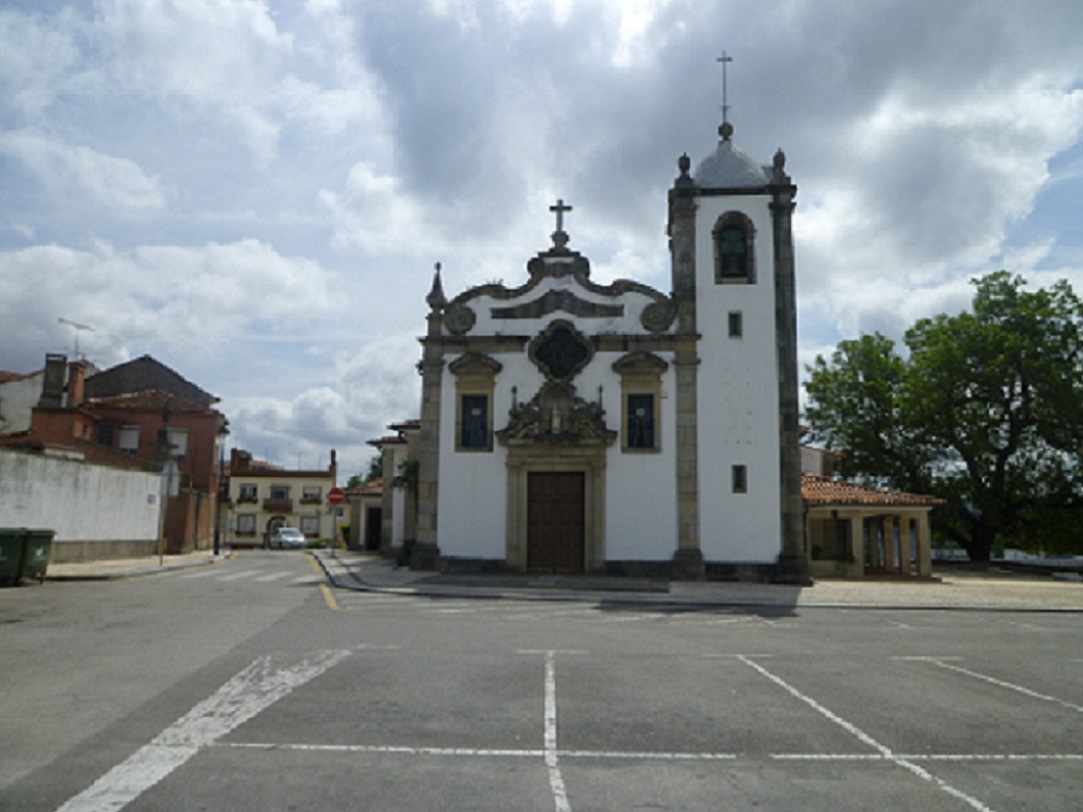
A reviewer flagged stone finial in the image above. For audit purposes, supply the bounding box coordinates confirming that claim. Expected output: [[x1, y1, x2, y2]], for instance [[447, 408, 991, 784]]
[[772, 148, 789, 183], [675, 153, 694, 188], [426, 262, 446, 311]]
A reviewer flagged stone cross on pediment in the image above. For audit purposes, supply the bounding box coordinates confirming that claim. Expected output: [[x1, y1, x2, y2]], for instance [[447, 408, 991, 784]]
[[549, 199, 572, 249]]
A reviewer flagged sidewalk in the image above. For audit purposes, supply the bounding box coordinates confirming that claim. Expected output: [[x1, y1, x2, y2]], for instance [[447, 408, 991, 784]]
[[45, 551, 232, 581], [312, 549, 1083, 612], [32, 548, 1083, 611]]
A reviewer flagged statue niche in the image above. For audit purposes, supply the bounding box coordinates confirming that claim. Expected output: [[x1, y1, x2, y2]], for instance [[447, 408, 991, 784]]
[[497, 381, 617, 447]]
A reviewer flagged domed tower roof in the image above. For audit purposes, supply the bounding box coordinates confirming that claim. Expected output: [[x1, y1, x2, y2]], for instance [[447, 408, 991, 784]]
[[693, 125, 769, 188]]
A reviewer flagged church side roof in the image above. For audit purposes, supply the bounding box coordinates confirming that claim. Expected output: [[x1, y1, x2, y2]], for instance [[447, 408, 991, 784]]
[[802, 474, 945, 507]]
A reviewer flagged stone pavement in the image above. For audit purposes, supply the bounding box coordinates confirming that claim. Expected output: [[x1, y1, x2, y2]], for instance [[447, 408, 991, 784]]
[[311, 549, 1083, 612]]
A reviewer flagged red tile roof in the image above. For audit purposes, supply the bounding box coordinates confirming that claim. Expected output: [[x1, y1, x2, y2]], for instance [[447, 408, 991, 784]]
[[88, 388, 218, 414], [802, 474, 944, 507], [346, 477, 383, 497]]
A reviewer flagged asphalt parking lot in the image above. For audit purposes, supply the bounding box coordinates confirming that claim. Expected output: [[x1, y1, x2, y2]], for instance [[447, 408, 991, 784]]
[[6, 554, 1080, 812], [116, 592, 1083, 812]]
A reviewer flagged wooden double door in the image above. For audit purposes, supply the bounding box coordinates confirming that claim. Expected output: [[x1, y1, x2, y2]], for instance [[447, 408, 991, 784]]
[[527, 472, 585, 574]]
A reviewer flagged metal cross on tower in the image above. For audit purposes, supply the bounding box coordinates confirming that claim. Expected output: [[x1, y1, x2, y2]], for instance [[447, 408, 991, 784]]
[[717, 51, 734, 139]]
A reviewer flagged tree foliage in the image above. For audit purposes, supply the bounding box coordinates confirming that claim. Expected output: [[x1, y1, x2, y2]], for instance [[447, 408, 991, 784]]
[[805, 272, 1083, 561]]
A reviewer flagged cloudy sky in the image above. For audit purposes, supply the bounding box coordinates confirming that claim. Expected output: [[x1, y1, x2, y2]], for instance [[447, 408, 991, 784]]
[[2, 0, 1081, 479]]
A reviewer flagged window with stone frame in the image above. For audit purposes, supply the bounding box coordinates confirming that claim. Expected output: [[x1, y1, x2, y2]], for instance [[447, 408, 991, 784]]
[[450, 352, 502, 453], [238, 483, 258, 503], [459, 394, 489, 449], [236, 514, 257, 536], [613, 351, 668, 454], [626, 393, 656, 450], [713, 212, 756, 284], [301, 485, 322, 504], [300, 516, 320, 536]]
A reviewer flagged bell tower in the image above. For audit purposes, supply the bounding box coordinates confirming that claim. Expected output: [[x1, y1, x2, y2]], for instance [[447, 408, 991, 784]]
[[667, 65, 807, 583]]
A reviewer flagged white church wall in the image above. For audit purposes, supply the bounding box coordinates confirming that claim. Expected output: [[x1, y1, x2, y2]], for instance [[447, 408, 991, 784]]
[[435, 360, 510, 560], [604, 357, 677, 560], [694, 196, 782, 563]]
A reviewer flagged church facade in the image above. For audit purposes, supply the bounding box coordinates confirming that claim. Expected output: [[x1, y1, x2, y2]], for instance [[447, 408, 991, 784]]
[[400, 121, 807, 582]]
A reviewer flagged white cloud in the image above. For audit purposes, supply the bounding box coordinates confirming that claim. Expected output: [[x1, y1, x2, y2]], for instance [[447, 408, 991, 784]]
[[0, 130, 165, 214], [0, 6, 88, 119], [0, 239, 340, 374]]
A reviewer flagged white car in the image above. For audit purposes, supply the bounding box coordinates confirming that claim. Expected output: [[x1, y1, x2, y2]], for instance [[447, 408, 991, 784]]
[[269, 527, 306, 549]]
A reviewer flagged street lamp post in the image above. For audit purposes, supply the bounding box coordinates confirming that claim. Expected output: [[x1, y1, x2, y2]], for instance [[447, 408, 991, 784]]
[[214, 424, 229, 556]]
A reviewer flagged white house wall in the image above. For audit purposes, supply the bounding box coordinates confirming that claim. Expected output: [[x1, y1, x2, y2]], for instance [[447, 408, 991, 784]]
[[0, 449, 161, 556]]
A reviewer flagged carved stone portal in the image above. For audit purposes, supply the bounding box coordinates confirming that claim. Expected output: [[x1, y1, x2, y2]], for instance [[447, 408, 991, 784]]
[[497, 380, 617, 447]]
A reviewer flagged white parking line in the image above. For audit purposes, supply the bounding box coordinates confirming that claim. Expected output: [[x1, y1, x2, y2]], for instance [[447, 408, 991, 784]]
[[736, 655, 999, 812], [544, 650, 572, 812], [218, 569, 265, 582], [54, 650, 350, 812], [923, 659, 1083, 713], [179, 569, 219, 579], [254, 572, 292, 583]]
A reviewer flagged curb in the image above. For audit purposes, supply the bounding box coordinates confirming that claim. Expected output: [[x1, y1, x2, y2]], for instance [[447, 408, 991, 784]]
[[309, 551, 1083, 613], [45, 552, 235, 582]]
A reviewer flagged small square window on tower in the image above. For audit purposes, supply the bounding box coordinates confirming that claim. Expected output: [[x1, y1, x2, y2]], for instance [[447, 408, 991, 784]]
[[728, 311, 743, 338], [732, 464, 748, 494]]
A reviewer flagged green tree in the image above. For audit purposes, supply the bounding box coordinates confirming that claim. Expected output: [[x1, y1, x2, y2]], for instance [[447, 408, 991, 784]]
[[366, 451, 384, 481], [805, 272, 1083, 562]]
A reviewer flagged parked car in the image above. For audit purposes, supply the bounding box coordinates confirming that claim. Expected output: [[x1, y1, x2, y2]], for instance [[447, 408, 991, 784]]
[[269, 527, 306, 549]]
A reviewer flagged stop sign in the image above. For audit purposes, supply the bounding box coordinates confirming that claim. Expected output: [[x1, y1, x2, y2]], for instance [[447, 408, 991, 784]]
[[327, 487, 345, 505]]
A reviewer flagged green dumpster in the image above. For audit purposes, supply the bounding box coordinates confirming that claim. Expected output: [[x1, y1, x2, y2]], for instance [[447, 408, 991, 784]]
[[22, 530, 55, 583], [0, 529, 26, 586]]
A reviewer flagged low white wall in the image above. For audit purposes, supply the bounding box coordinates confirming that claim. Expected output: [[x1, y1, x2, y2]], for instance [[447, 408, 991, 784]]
[[0, 449, 161, 560]]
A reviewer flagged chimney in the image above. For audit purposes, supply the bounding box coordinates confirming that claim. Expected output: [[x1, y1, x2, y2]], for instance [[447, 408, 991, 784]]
[[67, 361, 87, 408], [330, 449, 337, 478], [38, 354, 68, 409]]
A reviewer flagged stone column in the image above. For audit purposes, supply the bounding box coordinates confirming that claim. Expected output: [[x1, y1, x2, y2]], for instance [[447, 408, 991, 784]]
[[668, 161, 704, 579], [770, 153, 809, 584], [412, 274, 447, 571], [883, 517, 898, 573], [867, 518, 881, 570], [898, 516, 912, 576], [849, 516, 865, 573], [917, 513, 932, 578]]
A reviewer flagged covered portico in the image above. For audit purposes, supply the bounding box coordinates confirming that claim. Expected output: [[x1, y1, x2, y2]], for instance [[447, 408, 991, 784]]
[[802, 475, 944, 579]]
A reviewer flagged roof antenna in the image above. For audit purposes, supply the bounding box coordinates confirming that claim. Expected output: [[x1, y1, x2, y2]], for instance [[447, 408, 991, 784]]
[[716, 51, 734, 141], [58, 317, 95, 359]]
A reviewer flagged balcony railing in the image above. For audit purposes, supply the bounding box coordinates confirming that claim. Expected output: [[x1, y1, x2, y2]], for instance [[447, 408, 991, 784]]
[[263, 497, 293, 513]]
